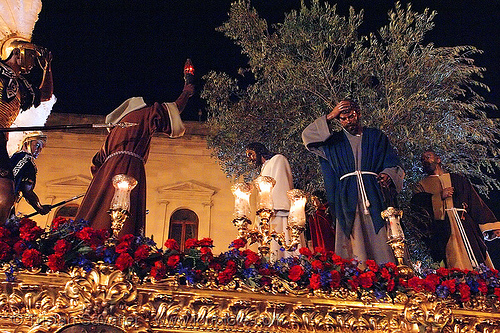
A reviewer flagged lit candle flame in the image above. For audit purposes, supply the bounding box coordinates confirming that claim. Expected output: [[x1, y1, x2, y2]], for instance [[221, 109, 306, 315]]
[[231, 182, 252, 218], [287, 189, 307, 227], [254, 176, 276, 210]]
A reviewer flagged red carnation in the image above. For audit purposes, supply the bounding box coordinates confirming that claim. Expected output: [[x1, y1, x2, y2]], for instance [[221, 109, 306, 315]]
[[200, 246, 213, 262], [359, 271, 376, 289], [115, 253, 134, 271], [231, 238, 246, 249], [164, 239, 180, 251], [288, 265, 304, 282], [380, 267, 391, 280], [76, 227, 94, 242], [77, 227, 108, 248], [365, 260, 379, 273], [436, 267, 450, 277], [150, 261, 167, 280], [0, 241, 11, 260], [217, 263, 236, 285], [21, 249, 42, 268], [299, 247, 312, 257], [330, 270, 341, 288], [309, 273, 321, 290], [13, 241, 26, 255], [458, 283, 471, 302], [217, 260, 237, 284], [243, 249, 260, 268], [115, 242, 131, 254], [441, 279, 456, 293], [118, 234, 135, 245], [314, 247, 326, 254], [54, 239, 71, 255], [387, 278, 396, 291], [331, 253, 346, 266], [47, 253, 66, 272], [423, 274, 440, 292], [19, 224, 43, 242], [0, 226, 10, 239], [478, 280, 488, 294], [218, 269, 234, 285], [408, 276, 424, 292], [185, 238, 199, 249], [50, 216, 67, 230], [134, 244, 150, 260], [199, 238, 213, 247], [19, 218, 36, 229], [348, 276, 359, 290], [311, 259, 324, 271], [200, 246, 212, 255], [494, 288, 500, 298], [167, 254, 181, 268]]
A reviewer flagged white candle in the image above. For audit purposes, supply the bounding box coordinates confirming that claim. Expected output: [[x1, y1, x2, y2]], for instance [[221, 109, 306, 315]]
[[287, 189, 307, 227], [388, 215, 404, 240], [110, 174, 138, 211], [255, 176, 275, 210], [231, 183, 252, 218]]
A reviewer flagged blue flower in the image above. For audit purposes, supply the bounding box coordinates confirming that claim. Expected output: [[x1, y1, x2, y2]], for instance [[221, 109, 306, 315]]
[[75, 257, 94, 272], [436, 285, 450, 298], [243, 267, 258, 279], [467, 278, 479, 294], [178, 263, 196, 283], [487, 276, 500, 288], [374, 289, 386, 300], [4, 265, 15, 282], [102, 248, 118, 264], [320, 270, 331, 287]]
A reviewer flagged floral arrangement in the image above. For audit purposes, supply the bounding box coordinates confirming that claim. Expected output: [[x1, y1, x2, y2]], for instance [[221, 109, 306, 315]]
[[1, 216, 499, 306]]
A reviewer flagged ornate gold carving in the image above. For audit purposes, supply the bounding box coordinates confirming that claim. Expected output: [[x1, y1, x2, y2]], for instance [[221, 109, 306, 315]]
[[0, 266, 498, 332]]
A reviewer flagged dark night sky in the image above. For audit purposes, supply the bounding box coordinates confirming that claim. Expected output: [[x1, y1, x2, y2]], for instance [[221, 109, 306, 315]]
[[26, 0, 500, 213], [30, 0, 500, 121]]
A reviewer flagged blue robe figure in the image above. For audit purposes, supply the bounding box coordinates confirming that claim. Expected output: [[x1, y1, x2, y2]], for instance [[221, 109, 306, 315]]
[[303, 112, 404, 265]]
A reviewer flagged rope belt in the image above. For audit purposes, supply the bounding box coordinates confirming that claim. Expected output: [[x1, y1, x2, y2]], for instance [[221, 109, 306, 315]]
[[340, 171, 378, 215], [104, 151, 145, 164], [446, 207, 478, 268]]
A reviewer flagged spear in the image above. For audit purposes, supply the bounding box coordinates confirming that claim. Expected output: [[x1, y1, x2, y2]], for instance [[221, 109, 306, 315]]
[[23, 193, 85, 218], [0, 122, 137, 133]]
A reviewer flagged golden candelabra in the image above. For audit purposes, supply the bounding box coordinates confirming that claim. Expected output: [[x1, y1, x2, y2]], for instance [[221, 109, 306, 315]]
[[107, 174, 138, 241], [381, 206, 413, 278], [231, 177, 307, 259]]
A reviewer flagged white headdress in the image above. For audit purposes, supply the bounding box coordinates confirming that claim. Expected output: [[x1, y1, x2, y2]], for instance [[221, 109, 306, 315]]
[[0, 0, 43, 59], [0, 0, 54, 155], [7, 95, 55, 156]]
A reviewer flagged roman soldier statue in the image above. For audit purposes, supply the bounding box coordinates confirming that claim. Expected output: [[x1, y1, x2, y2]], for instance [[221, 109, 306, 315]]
[[0, 0, 55, 223]]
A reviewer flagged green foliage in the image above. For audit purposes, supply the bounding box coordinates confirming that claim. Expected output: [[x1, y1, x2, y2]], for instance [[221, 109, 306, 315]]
[[201, 0, 500, 199]]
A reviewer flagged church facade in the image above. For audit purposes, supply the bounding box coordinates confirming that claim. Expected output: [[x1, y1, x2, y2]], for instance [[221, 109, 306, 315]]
[[16, 113, 238, 253]]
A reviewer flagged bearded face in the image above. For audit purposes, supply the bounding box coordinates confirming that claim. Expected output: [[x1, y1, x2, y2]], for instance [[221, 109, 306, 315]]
[[246, 149, 263, 168], [421, 151, 440, 175], [339, 109, 362, 135]]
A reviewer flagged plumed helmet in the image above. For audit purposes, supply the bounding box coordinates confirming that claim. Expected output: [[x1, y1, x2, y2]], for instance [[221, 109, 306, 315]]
[[0, 0, 45, 72]]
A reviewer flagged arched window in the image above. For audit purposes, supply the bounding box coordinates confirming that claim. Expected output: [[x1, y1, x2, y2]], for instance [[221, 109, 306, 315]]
[[168, 209, 198, 251], [54, 204, 79, 220]]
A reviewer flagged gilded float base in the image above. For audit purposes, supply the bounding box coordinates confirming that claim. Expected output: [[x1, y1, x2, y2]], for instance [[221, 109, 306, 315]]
[[0, 264, 499, 332]]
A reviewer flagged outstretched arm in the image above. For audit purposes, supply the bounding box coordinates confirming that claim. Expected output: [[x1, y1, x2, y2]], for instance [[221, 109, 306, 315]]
[[174, 84, 195, 113], [20, 181, 50, 215]]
